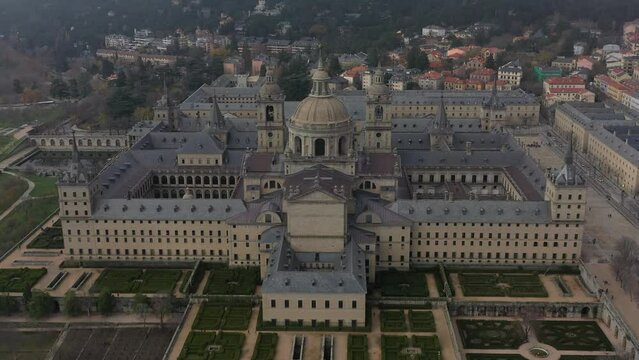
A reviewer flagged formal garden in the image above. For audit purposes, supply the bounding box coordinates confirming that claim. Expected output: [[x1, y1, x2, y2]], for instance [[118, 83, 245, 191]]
[[409, 310, 436, 332], [27, 220, 63, 249], [203, 267, 259, 295], [377, 271, 429, 297], [457, 320, 526, 349], [458, 272, 548, 297], [381, 335, 441, 360], [251, 332, 278, 360], [381, 309, 407, 332], [465, 354, 526, 360], [89, 268, 182, 294], [347, 334, 369, 360], [179, 331, 246, 360], [0, 268, 47, 292], [533, 321, 614, 351], [193, 302, 253, 331]]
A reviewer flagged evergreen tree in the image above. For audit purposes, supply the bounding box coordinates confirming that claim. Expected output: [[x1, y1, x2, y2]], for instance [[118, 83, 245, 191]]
[[278, 56, 311, 101], [327, 55, 342, 77], [485, 54, 497, 70], [366, 48, 379, 67], [12, 79, 23, 94], [63, 290, 81, 317], [97, 289, 114, 316], [50, 79, 70, 98], [0, 294, 18, 316], [133, 293, 151, 326], [27, 290, 55, 319], [407, 46, 429, 71]]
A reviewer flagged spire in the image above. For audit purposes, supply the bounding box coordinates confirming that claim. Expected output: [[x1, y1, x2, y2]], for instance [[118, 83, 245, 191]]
[[164, 74, 176, 131], [209, 91, 226, 129], [71, 130, 80, 164], [317, 46, 324, 70], [435, 92, 449, 129], [565, 133, 574, 166], [310, 46, 331, 97], [554, 132, 583, 185]]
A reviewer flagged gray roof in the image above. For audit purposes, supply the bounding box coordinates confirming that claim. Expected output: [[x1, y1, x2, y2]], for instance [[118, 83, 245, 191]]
[[388, 199, 551, 224], [92, 198, 246, 220]]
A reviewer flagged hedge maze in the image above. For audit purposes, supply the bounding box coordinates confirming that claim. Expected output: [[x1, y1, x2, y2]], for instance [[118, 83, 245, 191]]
[[377, 271, 428, 297], [347, 334, 368, 360], [251, 333, 278, 360], [457, 320, 526, 349], [194, 302, 253, 331], [179, 331, 246, 360], [0, 268, 47, 292], [381, 309, 407, 332], [90, 268, 182, 293], [465, 354, 527, 360], [533, 321, 614, 351], [458, 273, 548, 297], [409, 310, 436, 332], [204, 267, 259, 295], [381, 335, 441, 360]]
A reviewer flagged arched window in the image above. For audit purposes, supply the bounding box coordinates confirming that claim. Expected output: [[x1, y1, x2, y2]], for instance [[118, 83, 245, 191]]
[[314, 138, 325, 156], [41, 139, 46, 146], [294, 137, 302, 154], [229, 177, 235, 185], [212, 176, 219, 185], [195, 176, 201, 185], [50, 139, 55, 146], [87, 139, 92, 146], [97, 139, 102, 146], [59, 139, 64, 146], [266, 105, 274, 122], [186, 176, 193, 185], [170, 176, 176, 185], [203, 177, 210, 185], [115, 139, 121, 147], [106, 139, 111, 146], [213, 190, 220, 199], [178, 176, 185, 185], [68, 139, 73, 146], [338, 136, 347, 156], [220, 176, 227, 185], [375, 105, 383, 120]]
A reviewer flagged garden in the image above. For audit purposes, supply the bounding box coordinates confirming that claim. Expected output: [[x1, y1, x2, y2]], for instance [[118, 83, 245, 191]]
[[533, 321, 614, 351], [204, 267, 259, 295], [89, 268, 182, 293], [0, 268, 47, 292], [381, 335, 441, 360], [251, 333, 278, 360], [381, 309, 407, 332], [458, 272, 548, 297], [179, 331, 245, 360], [193, 302, 253, 331], [466, 354, 526, 360], [347, 334, 368, 360], [0, 196, 58, 255], [377, 271, 429, 297], [28, 221, 63, 249], [457, 320, 526, 349], [409, 310, 436, 332]]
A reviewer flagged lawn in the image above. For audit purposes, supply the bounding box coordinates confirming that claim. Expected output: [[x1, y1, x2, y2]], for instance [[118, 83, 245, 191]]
[[193, 303, 253, 331], [381, 310, 407, 332], [0, 173, 28, 214], [457, 320, 526, 349], [27, 222, 63, 249], [533, 321, 614, 351], [251, 333, 278, 360], [0, 268, 47, 292], [466, 354, 527, 360], [0, 196, 58, 255], [377, 271, 428, 297], [347, 334, 368, 360], [409, 310, 436, 332], [0, 330, 60, 359], [89, 268, 182, 294], [381, 335, 440, 360], [179, 331, 245, 360], [458, 273, 548, 297], [18, 172, 59, 198], [204, 267, 259, 295]]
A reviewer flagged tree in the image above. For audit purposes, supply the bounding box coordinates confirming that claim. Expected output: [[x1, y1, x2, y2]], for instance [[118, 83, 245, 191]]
[[327, 55, 342, 77], [50, 79, 70, 99], [12, 79, 23, 94], [133, 293, 151, 326], [154, 291, 177, 329], [613, 237, 638, 291], [97, 289, 114, 316], [22, 286, 32, 304], [485, 54, 497, 70], [406, 46, 429, 71], [27, 290, 55, 319], [0, 294, 18, 316], [68, 79, 80, 98], [278, 56, 311, 101], [63, 290, 81, 317], [100, 60, 115, 78], [241, 42, 252, 73], [133, 107, 154, 122], [520, 307, 542, 341]]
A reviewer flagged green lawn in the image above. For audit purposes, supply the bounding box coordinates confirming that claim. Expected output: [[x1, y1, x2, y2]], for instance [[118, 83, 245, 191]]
[[193, 303, 252, 331], [18, 173, 58, 198], [409, 310, 436, 332], [0, 196, 58, 256], [89, 268, 182, 294], [458, 273, 548, 297], [27, 224, 63, 249], [0, 268, 47, 292], [178, 331, 245, 360], [347, 334, 368, 360], [0, 173, 28, 214], [0, 330, 60, 359], [251, 333, 278, 360], [193, 303, 225, 330], [457, 320, 526, 349], [381, 335, 440, 360], [533, 321, 614, 351], [381, 310, 407, 332], [203, 267, 259, 295], [377, 271, 429, 297], [466, 354, 527, 360]]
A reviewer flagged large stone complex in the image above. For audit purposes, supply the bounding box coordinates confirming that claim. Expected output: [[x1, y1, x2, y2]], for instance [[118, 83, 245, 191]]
[[58, 61, 581, 327]]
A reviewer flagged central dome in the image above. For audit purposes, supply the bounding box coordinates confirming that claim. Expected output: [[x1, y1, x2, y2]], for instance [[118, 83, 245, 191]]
[[291, 96, 350, 125]]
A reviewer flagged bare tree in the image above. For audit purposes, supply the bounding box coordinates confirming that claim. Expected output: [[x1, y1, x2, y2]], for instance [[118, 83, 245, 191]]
[[520, 307, 543, 342], [154, 291, 177, 329], [614, 237, 639, 292]]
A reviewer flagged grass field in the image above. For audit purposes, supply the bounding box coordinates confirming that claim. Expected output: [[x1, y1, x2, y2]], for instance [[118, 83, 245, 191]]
[[18, 172, 58, 198], [251, 333, 278, 360], [0, 196, 58, 256], [28, 223, 63, 249], [533, 321, 614, 351], [179, 331, 245, 360], [458, 273, 548, 297], [0, 330, 60, 359], [89, 268, 182, 294], [347, 334, 368, 360], [377, 271, 428, 297], [204, 267, 259, 295], [457, 320, 526, 349], [0, 173, 28, 214], [193, 302, 253, 331], [0, 268, 47, 292]]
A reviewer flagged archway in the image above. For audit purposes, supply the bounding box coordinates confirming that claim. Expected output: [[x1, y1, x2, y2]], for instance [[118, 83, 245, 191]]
[[294, 137, 302, 154], [338, 136, 347, 156], [314, 139, 325, 156], [581, 306, 590, 318]]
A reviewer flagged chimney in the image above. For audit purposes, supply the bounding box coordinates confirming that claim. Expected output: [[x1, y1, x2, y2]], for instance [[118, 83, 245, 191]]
[[465, 141, 472, 155]]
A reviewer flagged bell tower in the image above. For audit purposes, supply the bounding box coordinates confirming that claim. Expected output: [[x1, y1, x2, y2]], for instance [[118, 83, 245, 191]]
[[364, 64, 392, 153], [257, 66, 286, 153]]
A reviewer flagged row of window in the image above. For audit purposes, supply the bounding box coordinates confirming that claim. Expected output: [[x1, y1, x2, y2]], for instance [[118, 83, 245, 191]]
[[272, 299, 357, 310], [379, 252, 577, 261]]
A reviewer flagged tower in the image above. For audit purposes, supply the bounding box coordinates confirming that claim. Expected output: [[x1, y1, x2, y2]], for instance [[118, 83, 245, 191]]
[[429, 93, 454, 150], [257, 66, 286, 153], [364, 63, 392, 153], [544, 136, 586, 222], [483, 77, 507, 130]]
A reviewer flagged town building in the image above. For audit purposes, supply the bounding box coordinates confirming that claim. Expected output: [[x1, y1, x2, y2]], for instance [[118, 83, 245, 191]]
[[534, 66, 563, 81], [421, 26, 447, 37], [543, 76, 595, 106], [498, 60, 523, 88], [551, 57, 578, 73]]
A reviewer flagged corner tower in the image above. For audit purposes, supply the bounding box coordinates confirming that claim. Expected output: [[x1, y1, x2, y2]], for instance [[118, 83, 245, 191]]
[[257, 66, 286, 153], [364, 64, 392, 153], [544, 137, 586, 222]]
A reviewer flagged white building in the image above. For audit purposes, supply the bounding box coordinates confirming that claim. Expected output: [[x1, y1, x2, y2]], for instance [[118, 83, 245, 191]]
[[422, 26, 447, 37]]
